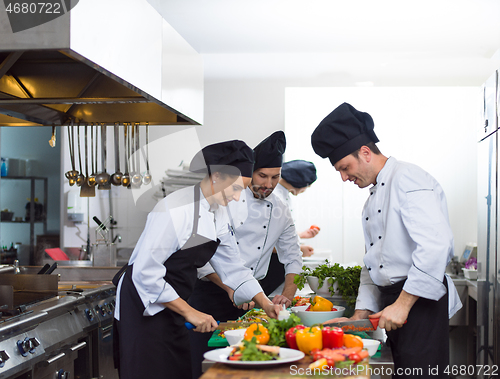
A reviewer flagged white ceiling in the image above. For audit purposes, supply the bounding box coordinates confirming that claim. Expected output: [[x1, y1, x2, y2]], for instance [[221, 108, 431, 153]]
[[149, 0, 500, 85]]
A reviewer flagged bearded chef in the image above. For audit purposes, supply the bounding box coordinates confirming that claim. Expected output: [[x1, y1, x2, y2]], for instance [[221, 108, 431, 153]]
[[188, 131, 303, 379]]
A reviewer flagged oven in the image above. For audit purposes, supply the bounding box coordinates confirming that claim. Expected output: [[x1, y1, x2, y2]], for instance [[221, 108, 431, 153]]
[[0, 277, 117, 379]]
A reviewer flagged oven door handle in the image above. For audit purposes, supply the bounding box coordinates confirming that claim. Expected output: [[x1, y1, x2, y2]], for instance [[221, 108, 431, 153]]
[[70, 341, 87, 351], [46, 352, 65, 365]]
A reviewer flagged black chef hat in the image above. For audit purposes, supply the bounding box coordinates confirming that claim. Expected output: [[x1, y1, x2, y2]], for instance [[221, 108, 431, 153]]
[[189, 140, 254, 178], [311, 103, 379, 165], [253, 131, 286, 170], [281, 160, 317, 188]]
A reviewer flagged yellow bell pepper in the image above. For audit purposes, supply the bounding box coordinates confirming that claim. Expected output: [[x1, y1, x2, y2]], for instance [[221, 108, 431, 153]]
[[295, 326, 323, 355], [243, 323, 270, 345], [311, 295, 333, 312]]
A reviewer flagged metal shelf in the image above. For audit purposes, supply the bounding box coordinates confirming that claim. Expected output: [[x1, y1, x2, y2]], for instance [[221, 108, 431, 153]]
[[0, 176, 48, 264]]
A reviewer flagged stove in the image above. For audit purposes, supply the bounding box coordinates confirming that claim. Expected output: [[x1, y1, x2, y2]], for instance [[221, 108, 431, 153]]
[[0, 282, 117, 379]]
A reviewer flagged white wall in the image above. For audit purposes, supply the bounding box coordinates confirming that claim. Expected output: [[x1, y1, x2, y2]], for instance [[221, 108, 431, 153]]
[[285, 87, 480, 265]]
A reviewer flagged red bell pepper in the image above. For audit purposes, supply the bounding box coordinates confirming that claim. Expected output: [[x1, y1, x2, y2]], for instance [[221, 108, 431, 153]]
[[322, 326, 344, 349], [285, 325, 306, 350]]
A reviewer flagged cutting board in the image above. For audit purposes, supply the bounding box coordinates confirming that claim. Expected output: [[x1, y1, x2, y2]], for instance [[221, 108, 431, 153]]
[[208, 330, 229, 348]]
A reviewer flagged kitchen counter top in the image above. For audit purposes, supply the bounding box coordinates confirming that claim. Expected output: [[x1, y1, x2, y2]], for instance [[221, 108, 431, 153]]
[[201, 356, 370, 378]]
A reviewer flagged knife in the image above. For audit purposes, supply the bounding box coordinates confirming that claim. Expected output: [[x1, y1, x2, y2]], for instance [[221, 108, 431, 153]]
[[324, 317, 406, 332], [37, 263, 50, 274], [93, 216, 107, 231], [45, 262, 58, 275], [323, 318, 380, 332], [184, 321, 260, 331]]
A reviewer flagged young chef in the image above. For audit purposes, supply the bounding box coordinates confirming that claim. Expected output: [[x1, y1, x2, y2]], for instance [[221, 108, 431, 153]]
[[189, 131, 303, 379], [113, 140, 282, 379], [311, 103, 461, 378], [274, 159, 319, 256]]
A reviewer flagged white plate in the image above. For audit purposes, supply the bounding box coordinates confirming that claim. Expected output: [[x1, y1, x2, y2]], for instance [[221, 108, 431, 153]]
[[204, 347, 305, 366]]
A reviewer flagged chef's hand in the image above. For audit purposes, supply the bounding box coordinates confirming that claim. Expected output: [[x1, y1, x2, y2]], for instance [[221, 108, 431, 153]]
[[227, 288, 255, 310], [253, 292, 281, 319], [300, 245, 314, 257], [272, 294, 292, 309], [372, 290, 417, 331], [236, 301, 255, 311], [261, 302, 282, 320], [299, 228, 320, 239], [185, 310, 219, 333], [165, 298, 218, 333]]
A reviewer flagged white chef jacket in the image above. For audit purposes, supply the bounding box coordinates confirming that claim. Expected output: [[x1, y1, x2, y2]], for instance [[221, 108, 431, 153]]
[[198, 187, 303, 286], [274, 183, 291, 207], [115, 186, 262, 320], [356, 157, 462, 318]]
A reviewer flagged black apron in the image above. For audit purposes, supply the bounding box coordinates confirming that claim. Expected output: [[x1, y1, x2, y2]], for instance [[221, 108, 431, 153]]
[[114, 185, 220, 379], [188, 280, 247, 379], [378, 278, 449, 379]]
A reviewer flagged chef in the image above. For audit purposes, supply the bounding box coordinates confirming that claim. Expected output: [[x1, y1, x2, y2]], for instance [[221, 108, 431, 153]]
[[113, 140, 282, 379], [311, 103, 461, 378], [274, 159, 319, 256], [189, 131, 303, 379]]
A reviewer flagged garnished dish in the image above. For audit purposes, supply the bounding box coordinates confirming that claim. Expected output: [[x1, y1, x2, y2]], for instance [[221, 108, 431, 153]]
[[228, 339, 280, 361]]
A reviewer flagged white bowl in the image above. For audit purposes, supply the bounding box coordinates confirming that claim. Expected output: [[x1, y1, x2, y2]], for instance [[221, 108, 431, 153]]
[[306, 276, 338, 296], [224, 328, 247, 345], [361, 339, 380, 356], [291, 305, 345, 326], [462, 268, 477, 280]]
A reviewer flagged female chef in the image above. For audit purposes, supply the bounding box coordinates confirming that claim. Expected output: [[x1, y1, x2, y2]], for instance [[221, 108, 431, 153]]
[[113, 140, 281, 379]]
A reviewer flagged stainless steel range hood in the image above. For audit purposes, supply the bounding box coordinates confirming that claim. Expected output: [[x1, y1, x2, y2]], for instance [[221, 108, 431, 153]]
[[0, 0, 204, 127]]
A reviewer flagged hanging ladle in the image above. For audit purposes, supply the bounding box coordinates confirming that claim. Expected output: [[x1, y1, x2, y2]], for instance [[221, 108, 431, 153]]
[[76, 123, 85, 187], [87, 123, 97, 187], [121, 123, 131, 187], [80, 123, 96, 197], [96, 123, 111, 189], [131, 123, 142, 187], [142, 122, 152, 185], [110, 122, 123, 186], [64, 120, 78, 185]]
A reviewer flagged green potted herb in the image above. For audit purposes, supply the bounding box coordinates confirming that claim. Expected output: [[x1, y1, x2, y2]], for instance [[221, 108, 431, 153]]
[[294, 260, 362, 312]]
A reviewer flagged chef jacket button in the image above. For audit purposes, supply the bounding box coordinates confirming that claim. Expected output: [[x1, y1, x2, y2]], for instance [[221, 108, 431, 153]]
[[378, 236, 382, 239], [370, 243, 373, 246], [378, 209, 381, 213], [380, 264, 383, 268], [365, 217, 369, 221]]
